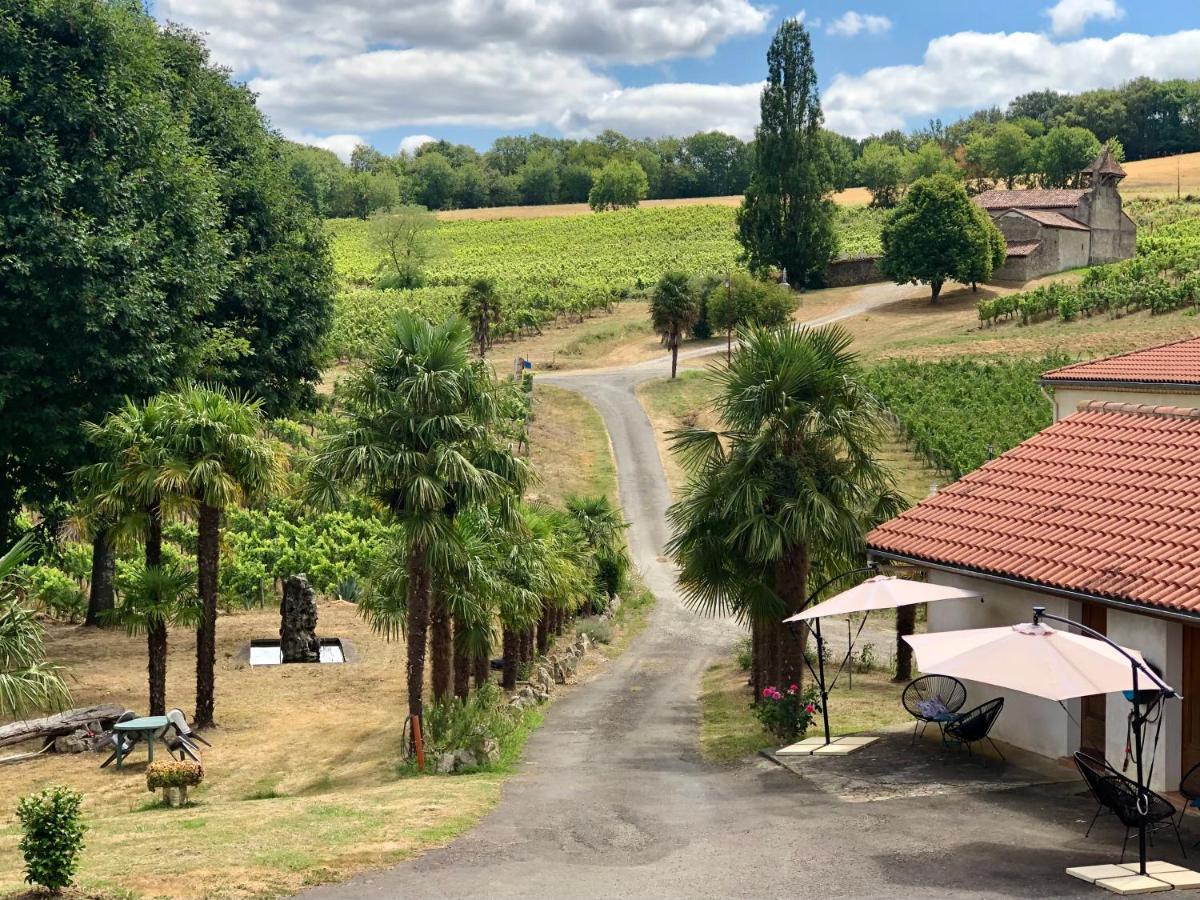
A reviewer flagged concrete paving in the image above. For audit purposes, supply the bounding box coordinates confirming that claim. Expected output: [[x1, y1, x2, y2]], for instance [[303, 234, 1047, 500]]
[[299, 285, 1155, 899]]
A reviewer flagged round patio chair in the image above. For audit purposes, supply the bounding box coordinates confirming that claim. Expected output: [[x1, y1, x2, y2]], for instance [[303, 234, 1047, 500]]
[[1178, 761, 1200, 838], [901, 674, 967, 743]]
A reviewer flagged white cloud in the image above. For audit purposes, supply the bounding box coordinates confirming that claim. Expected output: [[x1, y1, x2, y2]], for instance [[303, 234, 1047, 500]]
[[397, 135, 438, 156], [284, 132, 365, 163], [559, 82, 764, 140], [827, 11, 892, 38], [1045, 0, 1124, 37], [824, 29, 1200, 137]]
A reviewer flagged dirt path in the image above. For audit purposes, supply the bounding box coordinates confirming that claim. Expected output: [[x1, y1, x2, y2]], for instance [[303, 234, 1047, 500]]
[[299, 282, 1099, 899]]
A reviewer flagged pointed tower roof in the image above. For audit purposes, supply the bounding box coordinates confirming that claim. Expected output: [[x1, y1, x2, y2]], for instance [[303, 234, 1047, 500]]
[[1084, 146, 1126, 180]]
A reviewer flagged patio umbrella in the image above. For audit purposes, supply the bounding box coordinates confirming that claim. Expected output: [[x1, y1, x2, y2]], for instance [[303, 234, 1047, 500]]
[[904, 607, 1176, 877], [783, 575, 979, 623], [783, 573, 981, 747]]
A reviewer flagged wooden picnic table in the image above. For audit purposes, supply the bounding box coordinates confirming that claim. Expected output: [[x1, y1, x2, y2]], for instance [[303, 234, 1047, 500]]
[[112, 716, 170, 770]]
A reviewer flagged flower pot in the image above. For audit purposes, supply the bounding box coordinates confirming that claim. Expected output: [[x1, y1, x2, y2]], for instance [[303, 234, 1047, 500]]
[[164, 785, 189, 808]]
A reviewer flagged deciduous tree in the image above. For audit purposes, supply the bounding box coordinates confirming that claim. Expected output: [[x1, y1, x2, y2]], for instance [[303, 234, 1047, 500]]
[[588, 159, 649, 211]]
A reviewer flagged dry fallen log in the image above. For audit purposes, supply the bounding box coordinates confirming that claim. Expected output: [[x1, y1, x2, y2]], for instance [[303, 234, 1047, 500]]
[[0, 704, 125, 749]]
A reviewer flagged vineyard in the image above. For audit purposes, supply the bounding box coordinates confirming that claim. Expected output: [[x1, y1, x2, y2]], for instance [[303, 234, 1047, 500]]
[[977, 203, 1200, 328], [326, 204, 887, 359], [863, 355, 1068, 479]]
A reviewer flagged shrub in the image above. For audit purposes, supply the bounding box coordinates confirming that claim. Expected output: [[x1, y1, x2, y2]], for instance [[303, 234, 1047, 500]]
[[146, 760, 204, 791], [423, 682, 521, 763], [754, 684, 821, 742], [734, 635, 753, 672], [575, 616, 613, 645], [16, 785, 86, 893], [22, 565, 86, 622]]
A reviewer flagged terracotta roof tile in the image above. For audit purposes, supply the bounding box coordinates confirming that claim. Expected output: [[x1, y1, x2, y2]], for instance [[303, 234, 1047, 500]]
[[867, 403, 1200, 614], [1005, 240, 1041, 257], [1041, 337, 1200, 386], [1007, 208, 1090, 230], [975, 188, 1089, 210]]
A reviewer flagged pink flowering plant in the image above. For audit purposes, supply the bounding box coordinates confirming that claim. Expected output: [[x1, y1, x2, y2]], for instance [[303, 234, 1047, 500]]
[[754, 682, 820, 741]]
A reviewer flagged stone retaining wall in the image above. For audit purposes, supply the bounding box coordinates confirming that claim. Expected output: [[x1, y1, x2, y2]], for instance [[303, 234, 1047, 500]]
[[824, 255, 885, 288]]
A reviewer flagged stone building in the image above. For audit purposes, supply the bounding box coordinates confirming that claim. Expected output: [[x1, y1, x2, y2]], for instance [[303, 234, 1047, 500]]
[[973, 147, 1137, 281]]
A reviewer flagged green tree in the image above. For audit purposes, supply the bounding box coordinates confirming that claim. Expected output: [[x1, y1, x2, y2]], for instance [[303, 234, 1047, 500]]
[[907, 141, 959, 181], [519, 150, 561, 205], [369, 205, 439, 289], [282, 142, 350, 217], [107, 562, 200, 717], [0, 0, 225, 545], [979, 122, 1035, 188], [879, 174, 1006, 302], [0, 536, 71, 717], [153, 384, 281, 728], [1035, 125, 1102, 187], [160, 28, 337, 416], [856, 141, 909, 207], [558, 163, 595, 203], [588, 159, 649, 211], [564, 495, 630, 607], [309, 313, 529, 725], [737, 19, 836, 286], [460, 278, 504, 358], [410, 152, 458, 209], [667, 325, 903, 696], [650, 272, 700, 379]]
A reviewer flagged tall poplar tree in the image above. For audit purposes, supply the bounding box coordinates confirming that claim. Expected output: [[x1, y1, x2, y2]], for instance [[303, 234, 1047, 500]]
[[736, 19, 837, 287]]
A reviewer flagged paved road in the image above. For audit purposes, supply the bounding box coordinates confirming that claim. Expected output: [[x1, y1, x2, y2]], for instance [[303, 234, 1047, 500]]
[[301, 283, 1105, 899]]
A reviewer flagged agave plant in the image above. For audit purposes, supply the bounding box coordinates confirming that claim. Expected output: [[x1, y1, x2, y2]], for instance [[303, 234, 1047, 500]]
[[0, 535, 71, 717]]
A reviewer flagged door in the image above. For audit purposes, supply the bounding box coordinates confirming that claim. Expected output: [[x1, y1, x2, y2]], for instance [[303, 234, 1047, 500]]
[[1079, 602, 1107, 758], [1182, 626, 1200, 775]]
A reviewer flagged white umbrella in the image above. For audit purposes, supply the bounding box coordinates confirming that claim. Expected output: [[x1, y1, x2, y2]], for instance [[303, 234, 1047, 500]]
[[905, 608, 1176, 877], [784, 575, 979, 623], [903, 621, 1166, 701]]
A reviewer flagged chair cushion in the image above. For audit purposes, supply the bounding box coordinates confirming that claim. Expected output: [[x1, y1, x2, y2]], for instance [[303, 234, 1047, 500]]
[[915, 698, 951, 719]]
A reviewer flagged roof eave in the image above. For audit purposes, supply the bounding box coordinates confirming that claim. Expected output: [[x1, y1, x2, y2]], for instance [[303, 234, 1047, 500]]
[[866, 547, 1200, 625], [1039, 377, 1200, 392]]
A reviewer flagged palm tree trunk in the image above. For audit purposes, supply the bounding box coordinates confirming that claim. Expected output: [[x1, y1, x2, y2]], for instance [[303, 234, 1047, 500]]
[[405, 544, 432, 719], [473, 653, 490, 691], [893, 603, 917, 683], [751, 619, 764, 699], [148, 620, 168, 717], [536, 610, 550, 655], [452, 615, 471, 700], [520, 627, 533, 663], [194, 503, 221, 729], [774, 541, 809, 689], [430, 591, 452, 702], [146, 501, 163, 569], [670, 332, 679, 379], [501, 627, 518, 690], [85, 529, 115, 627]]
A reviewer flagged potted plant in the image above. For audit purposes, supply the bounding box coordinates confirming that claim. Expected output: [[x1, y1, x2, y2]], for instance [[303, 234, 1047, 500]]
[[146, 760, 204, 807]]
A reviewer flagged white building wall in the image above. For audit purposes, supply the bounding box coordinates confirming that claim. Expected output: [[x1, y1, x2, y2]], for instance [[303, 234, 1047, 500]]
[[1052, 386, 1200, 422]]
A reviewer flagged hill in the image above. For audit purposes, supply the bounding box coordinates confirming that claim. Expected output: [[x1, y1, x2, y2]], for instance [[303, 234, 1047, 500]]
[[1122, 151, 1200, 198]]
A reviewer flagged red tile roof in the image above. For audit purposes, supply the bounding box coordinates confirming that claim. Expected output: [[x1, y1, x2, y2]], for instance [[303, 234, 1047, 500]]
[[975, 188, 1088, 210], [1041, 337, 1200, 387], [867, 402, 1200, 614], [1005, 240, 1041, 258], [1008, 208, 1090, 231]]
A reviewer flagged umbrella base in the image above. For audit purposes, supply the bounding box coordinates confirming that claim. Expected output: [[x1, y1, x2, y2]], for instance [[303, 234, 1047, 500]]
[[776, 735, 879, 757], [1066, 861, 1200, 893]]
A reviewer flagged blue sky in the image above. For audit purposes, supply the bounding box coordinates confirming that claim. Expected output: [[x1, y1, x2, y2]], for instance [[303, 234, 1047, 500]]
[[151, 0, 1200, 160]]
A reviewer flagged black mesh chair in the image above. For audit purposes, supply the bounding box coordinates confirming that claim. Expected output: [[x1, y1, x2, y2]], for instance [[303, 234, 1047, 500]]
[[942, 697, 1005, 761], [1179, 761, 1200, 835], [1099, 773, 1185, 862], [1075, 751, 1123, 837], [901, 675, 967, 743]]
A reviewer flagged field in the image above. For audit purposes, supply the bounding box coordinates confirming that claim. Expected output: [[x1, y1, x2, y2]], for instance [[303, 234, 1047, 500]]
[[326, 204, 888, 360], [1122, 151, 1200, 199]]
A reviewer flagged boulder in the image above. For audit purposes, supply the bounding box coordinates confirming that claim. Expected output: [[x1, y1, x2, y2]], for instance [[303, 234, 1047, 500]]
[[478, 738, 501, 766], [434, 751, 457, 775], [280, 574, 319, 663], [454, 749, 478, 770], [53, 730, 94, 754]]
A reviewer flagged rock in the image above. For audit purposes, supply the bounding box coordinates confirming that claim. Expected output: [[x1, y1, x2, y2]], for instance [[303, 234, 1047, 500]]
[[478, 738, 501, 765], [53, 729, 93, 754], [280, 574, 320, 663], [434, 751, 456, 775], [577, 633, 592, 652], [454, 749, 478, 770]]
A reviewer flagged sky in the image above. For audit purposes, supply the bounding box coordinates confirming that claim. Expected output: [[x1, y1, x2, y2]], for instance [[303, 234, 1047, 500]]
[[149, 0, 1200, 162]]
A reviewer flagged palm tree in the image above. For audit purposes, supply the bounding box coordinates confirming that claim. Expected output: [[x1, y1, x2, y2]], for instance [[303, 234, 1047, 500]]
[[0, 535, 71, 717], [650, 271, 699, 379], [154, 384, 280, 729], [106, 561, 200, 716], [564, 494, 630, 611], [460, 277, 503, 358], [309, 312, 528, 726], [666, 324, 904, 695]]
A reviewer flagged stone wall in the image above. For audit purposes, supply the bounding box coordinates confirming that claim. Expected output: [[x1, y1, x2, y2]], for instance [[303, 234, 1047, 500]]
[[824, 255, 884, 287]]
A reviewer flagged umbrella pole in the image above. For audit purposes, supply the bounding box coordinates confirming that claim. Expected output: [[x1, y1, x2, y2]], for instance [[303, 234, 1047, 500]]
[[815, 618, 832, 746], [1132, 665, 1147, 876]]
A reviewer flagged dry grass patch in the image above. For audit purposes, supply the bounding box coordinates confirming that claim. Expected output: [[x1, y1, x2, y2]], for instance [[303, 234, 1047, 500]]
[[526, 384, 618, 506], [0, 603, 503, 898], [1124, 151, 1200, 198]]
